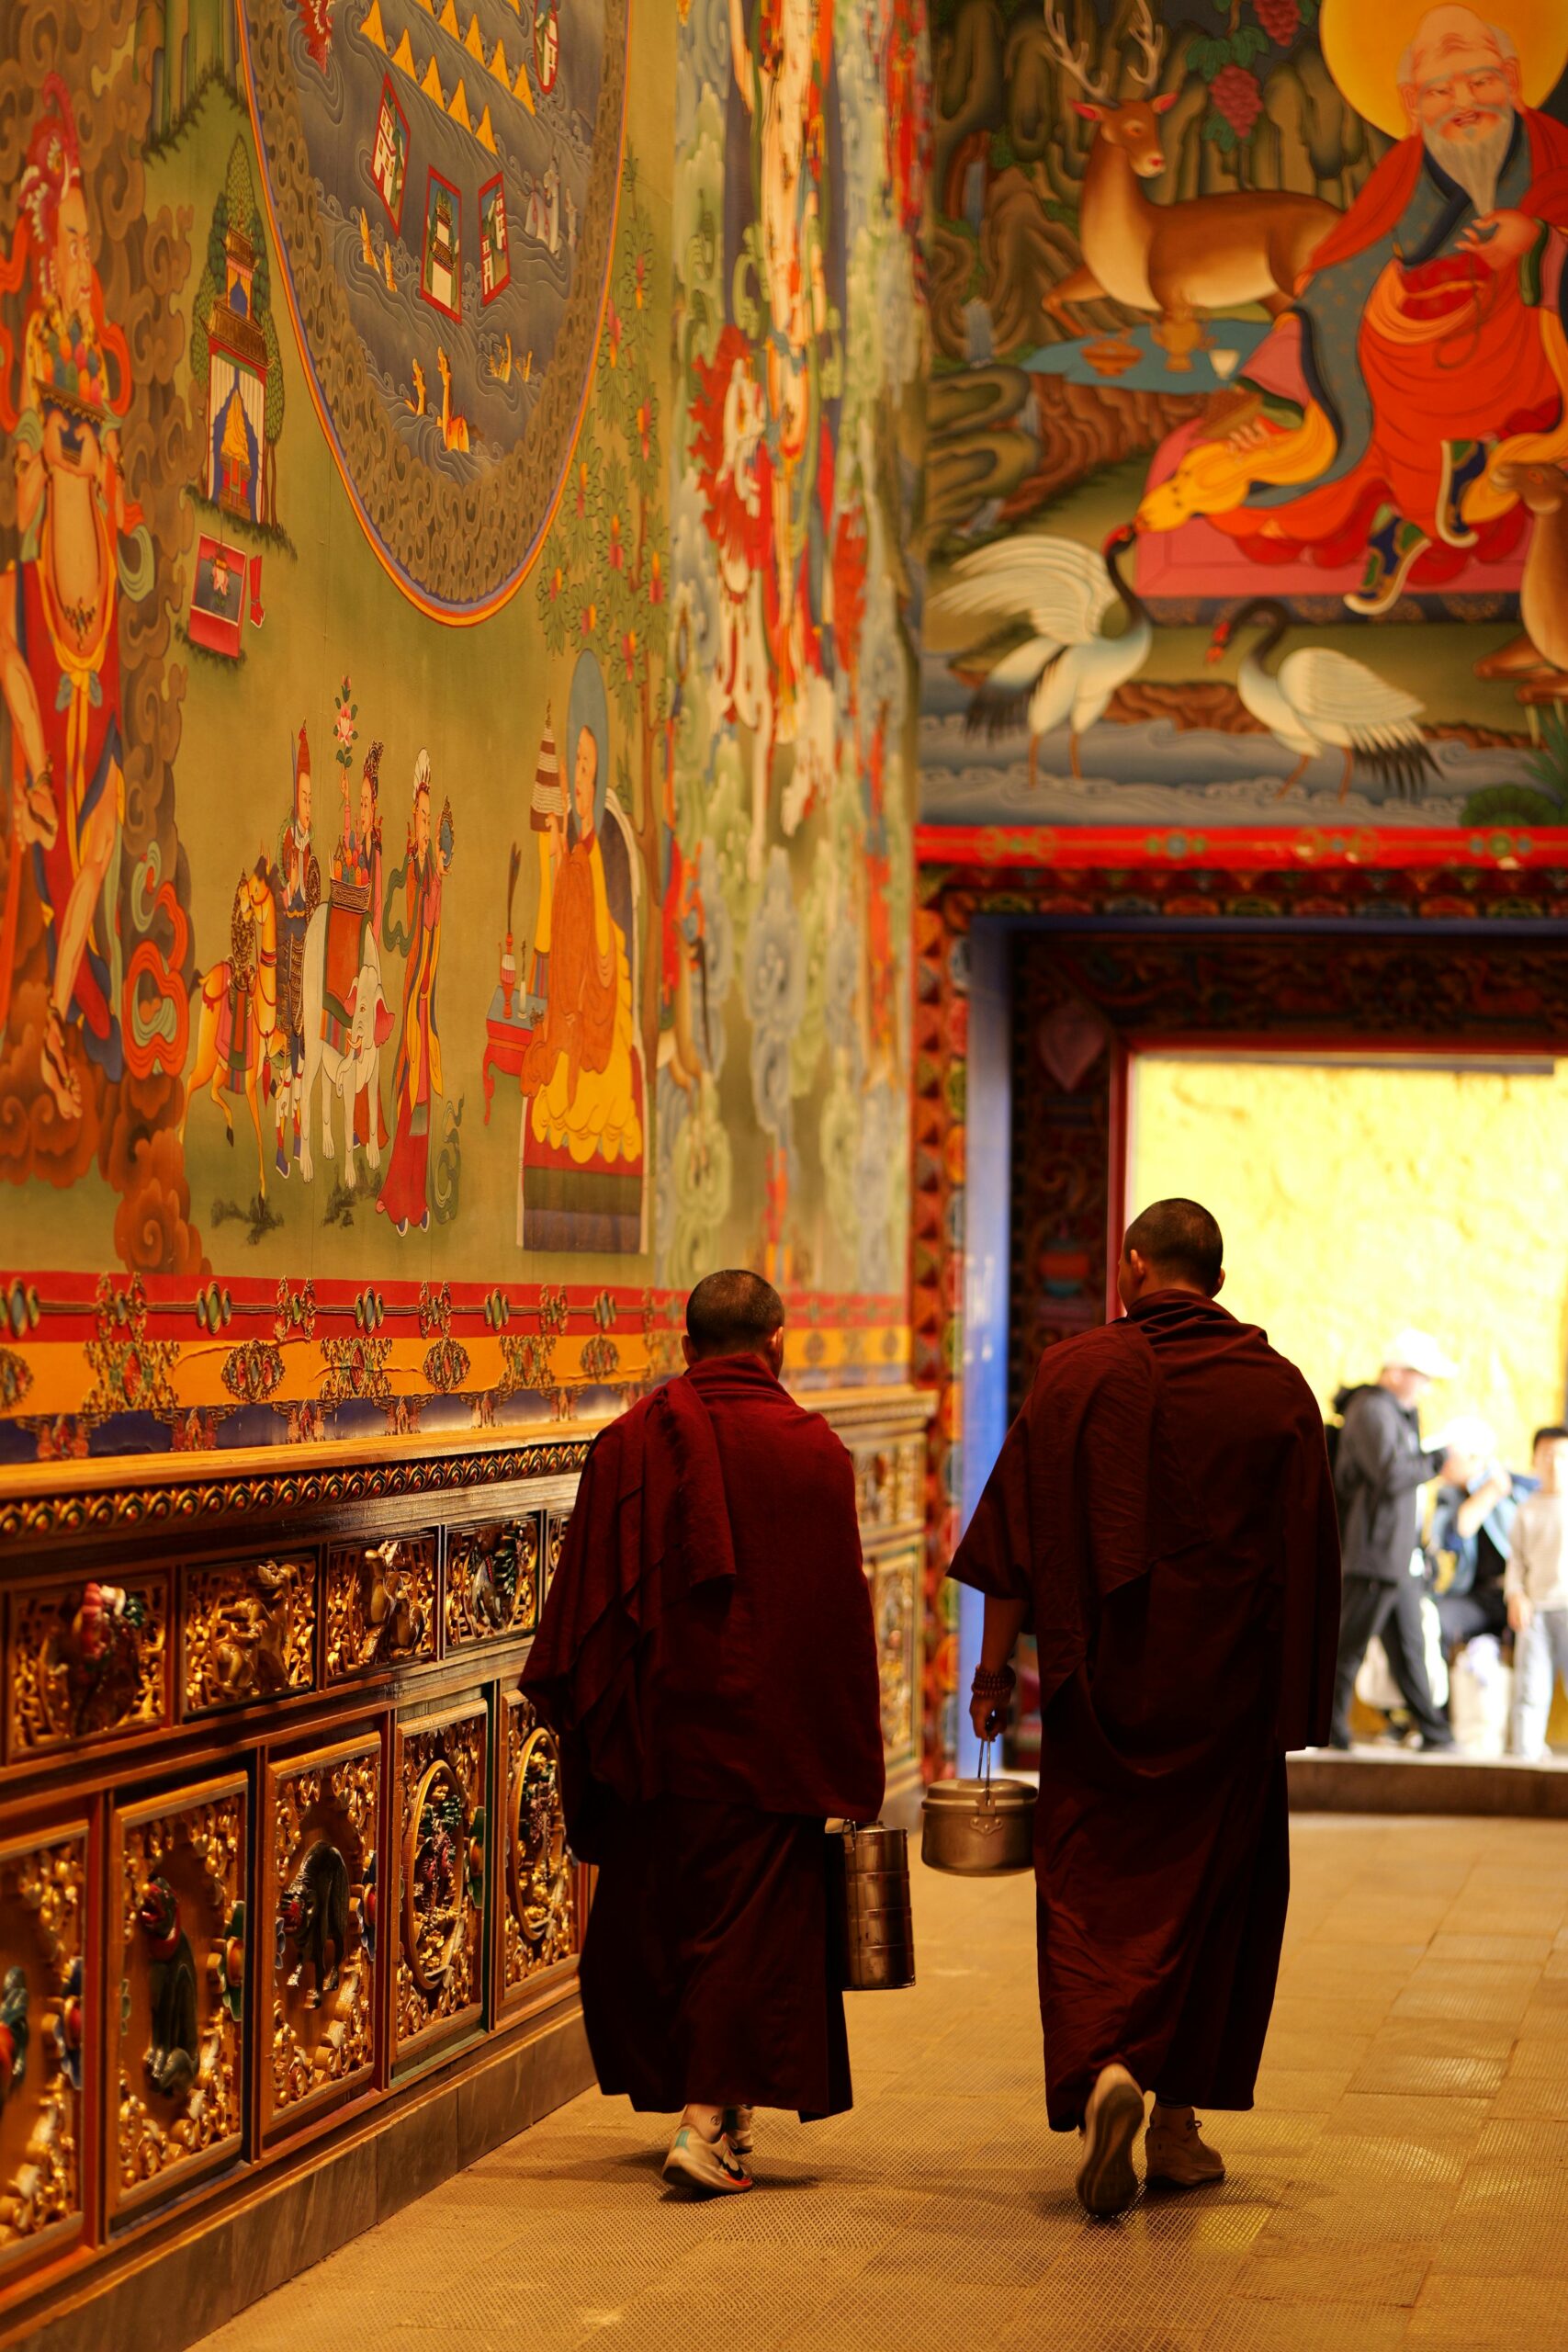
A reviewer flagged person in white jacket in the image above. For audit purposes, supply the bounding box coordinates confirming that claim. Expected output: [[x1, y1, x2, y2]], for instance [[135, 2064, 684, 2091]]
[[1506, 1425, 1568, 1761]]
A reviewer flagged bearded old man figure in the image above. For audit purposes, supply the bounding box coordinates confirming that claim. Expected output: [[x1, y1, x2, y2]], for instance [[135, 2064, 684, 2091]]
[[1144, 5, 1568, 617], [951, 1201, 1342, 2218], [522, 1271, 884, 2196]]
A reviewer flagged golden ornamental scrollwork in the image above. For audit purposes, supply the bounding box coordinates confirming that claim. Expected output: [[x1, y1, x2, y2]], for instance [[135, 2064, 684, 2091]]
[[504, 1700, 575, 1991], [0, 1441, 594, 1548], [854, 1448, 897, 1532], [395, 1715, 485, 2058], [895, 1438, 924, 1530], [446, 1519, 541, 1647], [268, 1747, 378, 2122], [872, 1551, 918, 1765], [8, 1577, 168, 1757], [542, 1510, 571, 1600], [184, 1556, 316, 1716], [113, 1787, 245, 2209], [325, 1538, 436, 1681], [0, 1826, 87, 2254]]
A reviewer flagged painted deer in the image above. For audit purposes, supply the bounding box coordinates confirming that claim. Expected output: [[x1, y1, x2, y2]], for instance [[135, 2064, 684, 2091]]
[[1476, 461, 1568, 705], [1041, 0, 1337, 334]]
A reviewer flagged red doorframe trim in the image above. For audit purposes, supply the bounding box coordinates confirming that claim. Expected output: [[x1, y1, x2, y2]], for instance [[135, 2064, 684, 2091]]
[[911, 856, 1568, 1775]]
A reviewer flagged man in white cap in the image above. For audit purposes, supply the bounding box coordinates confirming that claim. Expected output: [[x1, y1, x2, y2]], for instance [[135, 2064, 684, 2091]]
[[1326, 1329, 1458, 1751]]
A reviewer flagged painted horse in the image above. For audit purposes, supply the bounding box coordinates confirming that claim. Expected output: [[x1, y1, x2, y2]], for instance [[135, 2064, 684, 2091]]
[[180, 858, 283, 1202]]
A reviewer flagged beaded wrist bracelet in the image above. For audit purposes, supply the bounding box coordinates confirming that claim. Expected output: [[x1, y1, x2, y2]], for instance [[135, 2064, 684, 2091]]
[[970, 1661, 1016, 1699]]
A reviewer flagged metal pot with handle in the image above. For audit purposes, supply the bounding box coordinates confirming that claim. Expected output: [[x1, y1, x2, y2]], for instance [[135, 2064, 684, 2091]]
[[919, 1738, 1035, 1876]]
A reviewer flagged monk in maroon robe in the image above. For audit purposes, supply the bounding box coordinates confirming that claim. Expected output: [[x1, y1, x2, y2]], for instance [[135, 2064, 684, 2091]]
[[522, 1270, 884, 2196], [951, 1199, 1340, 2218]]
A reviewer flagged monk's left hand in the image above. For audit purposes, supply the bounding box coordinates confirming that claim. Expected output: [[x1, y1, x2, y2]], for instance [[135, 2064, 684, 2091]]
[[970, 1694, 1005, 1742], [1461, 210, 1541, 271]]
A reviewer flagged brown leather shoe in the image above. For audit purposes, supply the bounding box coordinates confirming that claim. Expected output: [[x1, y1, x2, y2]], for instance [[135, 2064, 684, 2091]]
[[1075, 2064, 1145, 2217], [1145, 2110, 1225, 2189]]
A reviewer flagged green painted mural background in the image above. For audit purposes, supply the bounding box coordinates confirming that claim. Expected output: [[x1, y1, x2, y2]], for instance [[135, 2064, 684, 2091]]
[[0, 0, 929, 1455]]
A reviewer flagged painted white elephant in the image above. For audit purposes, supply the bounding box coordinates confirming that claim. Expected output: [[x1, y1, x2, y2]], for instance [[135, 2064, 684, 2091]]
[[299, 905, 389, 1189]]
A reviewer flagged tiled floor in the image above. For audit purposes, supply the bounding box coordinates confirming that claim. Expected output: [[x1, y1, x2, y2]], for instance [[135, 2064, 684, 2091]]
[[200, 1816, 1568, 2352]]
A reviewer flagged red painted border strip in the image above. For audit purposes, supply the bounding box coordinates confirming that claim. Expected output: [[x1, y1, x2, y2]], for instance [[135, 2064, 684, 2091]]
[[915, 824, 1568, 873]]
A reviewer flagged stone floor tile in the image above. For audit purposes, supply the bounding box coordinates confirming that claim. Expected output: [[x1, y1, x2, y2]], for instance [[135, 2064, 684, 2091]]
[[188, 1821, 1568, 2352], [1410, 2272, 1568, 2338], [1231, 2237, 1434, 2306]]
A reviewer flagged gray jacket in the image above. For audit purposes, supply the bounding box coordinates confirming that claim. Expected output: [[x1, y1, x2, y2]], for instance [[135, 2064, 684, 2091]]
[[1332, 1383, 1447, 1585]]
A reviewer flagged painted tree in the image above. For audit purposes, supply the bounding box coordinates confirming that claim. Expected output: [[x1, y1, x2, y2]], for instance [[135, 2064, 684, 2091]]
[[536, 152, 671, 1073]]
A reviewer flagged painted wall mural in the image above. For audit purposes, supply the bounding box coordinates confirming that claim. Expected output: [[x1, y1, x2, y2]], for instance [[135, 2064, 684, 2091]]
[[919, 0, 1568, 837], [0, 0, 929, 1458]]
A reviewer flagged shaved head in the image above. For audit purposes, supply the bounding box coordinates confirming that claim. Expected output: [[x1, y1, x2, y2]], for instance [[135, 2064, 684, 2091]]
[[684, 1269, 785, 1361], [1122, 1198, 1224, 1296]]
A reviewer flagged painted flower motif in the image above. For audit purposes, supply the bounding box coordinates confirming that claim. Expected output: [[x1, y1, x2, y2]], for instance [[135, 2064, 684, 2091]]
[[649, 548, 664, 605], [635, 399, 652, 463], [621, 628, 637, 681]]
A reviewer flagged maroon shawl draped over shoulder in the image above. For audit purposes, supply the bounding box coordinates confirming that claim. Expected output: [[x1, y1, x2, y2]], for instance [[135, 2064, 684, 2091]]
[[524, 1354, 885, 1858], [950, 1291, 1341, 2129]]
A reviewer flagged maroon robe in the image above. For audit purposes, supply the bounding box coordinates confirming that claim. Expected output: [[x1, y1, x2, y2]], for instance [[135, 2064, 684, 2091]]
[[950, 1290, 1340, 2132], [523, 1352, 884, 2117]]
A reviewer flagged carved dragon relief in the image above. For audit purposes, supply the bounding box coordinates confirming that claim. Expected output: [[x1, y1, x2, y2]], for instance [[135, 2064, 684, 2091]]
[[0, 1828, 87, 2256], [9, 1577, 167, 1756], [395, 1713, 486, 2064], [268, 1749, 378, 2121], [113, 1790, 245, 2208], [503, 1698, 575, 1993], [446, 1518, 542, 1646]]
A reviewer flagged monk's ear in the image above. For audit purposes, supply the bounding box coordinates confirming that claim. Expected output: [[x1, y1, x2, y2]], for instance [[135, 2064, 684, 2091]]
[[1213, 1267, 1226, 1297], [681, 1335, 696, 1368]]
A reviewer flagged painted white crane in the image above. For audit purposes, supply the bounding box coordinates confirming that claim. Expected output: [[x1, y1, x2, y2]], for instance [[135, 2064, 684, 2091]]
[[933, 526, 1152, 786], [1207, 599, 1433, 800]]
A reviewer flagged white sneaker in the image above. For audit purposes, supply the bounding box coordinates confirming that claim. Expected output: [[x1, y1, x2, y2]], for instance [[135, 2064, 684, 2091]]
[[662, 2123, 753, 2196], [1075, 2064, 1145, 2218], [722, 2105, 754, 2159]]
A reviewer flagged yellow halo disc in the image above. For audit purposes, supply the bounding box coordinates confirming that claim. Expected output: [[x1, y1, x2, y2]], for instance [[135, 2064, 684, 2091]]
[[1319, 0, 1568, 141]]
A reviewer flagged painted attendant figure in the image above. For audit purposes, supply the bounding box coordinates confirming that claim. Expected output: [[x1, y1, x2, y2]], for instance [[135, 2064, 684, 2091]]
[[273, 720, 320, 1176], [0, 74, 145, 1121], [523, 1272, 884, 2196], [377, 752, 450, 1235], [951, 1200, 1342, 2217]]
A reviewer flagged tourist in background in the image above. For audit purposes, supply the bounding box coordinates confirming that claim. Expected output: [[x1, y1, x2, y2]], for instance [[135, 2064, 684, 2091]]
[[1327, 1330, 1457, 1753], [1507, 1425, 1568, 1763], [1429, 1419, 1521, 1657]]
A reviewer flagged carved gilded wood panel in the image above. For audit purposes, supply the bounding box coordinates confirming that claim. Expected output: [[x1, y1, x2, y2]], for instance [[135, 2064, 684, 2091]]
[[107, 1778, 246, 2219], [0, 1823, 87, 2279], [324, 1537, 437, 1682], [392, 1702, 487, 2075], [181, 1555, 317, 1719], [541, 1510, 570, 1605], [869, 1546, 919, 1770], [446, 1519, 541, 1649], [498, 1692, 575, 2017], [261, 1736, 380, 2146], [6, 1574, 168, 1761]]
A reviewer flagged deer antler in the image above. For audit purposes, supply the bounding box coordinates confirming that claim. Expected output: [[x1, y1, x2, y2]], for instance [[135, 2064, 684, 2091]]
[[1124, 0, 1167, 95], [1042, 0, 1113, 104]]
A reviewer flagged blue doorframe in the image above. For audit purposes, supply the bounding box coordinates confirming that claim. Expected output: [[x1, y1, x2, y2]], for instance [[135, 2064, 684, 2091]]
[[954, 920, 1012, 1777]]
